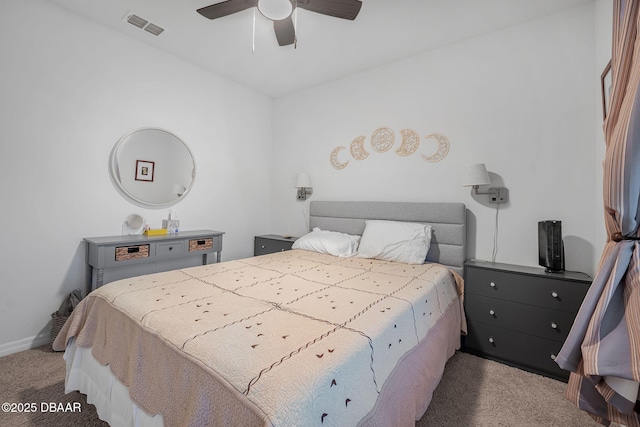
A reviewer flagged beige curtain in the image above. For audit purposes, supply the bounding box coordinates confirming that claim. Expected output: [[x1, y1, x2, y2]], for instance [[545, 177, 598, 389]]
[[555, 1, 640, 425]]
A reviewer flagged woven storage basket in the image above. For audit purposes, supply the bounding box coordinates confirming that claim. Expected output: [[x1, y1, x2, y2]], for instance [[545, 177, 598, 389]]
[[50, 314, 69, 346]]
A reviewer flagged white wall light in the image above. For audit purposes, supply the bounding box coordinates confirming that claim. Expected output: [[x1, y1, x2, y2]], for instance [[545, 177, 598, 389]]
[[460, 163, 509, 203], [295, 173, 312, 201]]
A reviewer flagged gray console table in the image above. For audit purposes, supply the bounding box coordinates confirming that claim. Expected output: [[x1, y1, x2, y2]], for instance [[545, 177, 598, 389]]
[[84, 230, 224, 291]]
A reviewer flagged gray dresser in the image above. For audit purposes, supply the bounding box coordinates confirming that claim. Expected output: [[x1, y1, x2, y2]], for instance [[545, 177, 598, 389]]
[[254, 234, 297, 256], [463, 260, 591, 381], [84, 230, 224, 291]]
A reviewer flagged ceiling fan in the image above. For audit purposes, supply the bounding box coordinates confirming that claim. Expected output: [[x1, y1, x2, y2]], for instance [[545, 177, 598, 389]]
[[197, 0, 363, 46]]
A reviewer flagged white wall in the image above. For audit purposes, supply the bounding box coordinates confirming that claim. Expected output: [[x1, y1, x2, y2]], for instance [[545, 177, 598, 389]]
[[0, 0, 273, 354], [271, 4, 598, 276], [593, 0, 613, 262]]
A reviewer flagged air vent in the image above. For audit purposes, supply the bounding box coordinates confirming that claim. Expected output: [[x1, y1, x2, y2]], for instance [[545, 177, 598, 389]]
[[123, 12, 165, 37], [126, 14, 148, 29], [144, 23, 164, 36]]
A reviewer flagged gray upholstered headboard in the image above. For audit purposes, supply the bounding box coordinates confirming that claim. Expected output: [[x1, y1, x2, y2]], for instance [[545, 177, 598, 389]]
[[309, 201, 467, 276]]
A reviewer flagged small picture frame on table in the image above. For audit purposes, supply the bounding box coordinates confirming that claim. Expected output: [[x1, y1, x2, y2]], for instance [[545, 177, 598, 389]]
[[601, 60, 612, 120], [135, 160, 155, 182]]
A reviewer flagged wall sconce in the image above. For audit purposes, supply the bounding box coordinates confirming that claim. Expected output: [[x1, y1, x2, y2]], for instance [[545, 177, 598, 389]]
[[295, 173, 312, 201], [460, 163, 509, 203]]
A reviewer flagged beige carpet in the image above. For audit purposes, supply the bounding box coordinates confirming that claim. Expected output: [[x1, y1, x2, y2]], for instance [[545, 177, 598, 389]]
[[0, 345, 106, 427], [418, 351, 601, 427], [0, 345, 601, 426]]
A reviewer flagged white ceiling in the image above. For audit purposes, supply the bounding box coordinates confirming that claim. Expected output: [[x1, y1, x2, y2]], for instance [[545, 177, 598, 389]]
[[48, 0, 594, 98]]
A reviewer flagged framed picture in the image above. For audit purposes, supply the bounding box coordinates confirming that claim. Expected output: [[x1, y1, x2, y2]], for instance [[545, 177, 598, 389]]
[[135, 160, 155, 182], [601, 60, 612, 119]]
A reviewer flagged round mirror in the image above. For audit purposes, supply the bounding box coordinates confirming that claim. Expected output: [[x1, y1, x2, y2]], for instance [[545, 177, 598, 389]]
[[109, 128, 195, 208]]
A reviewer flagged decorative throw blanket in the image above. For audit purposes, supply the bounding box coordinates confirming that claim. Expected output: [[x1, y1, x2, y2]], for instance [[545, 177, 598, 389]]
[[54, 249, 464, 427]]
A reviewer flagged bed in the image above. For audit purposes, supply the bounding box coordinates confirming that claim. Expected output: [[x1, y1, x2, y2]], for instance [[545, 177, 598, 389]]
[[54, 201, 467, 426]]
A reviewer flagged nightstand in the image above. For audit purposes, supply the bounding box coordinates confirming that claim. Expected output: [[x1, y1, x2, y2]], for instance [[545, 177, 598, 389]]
[[254, 234, 298, 256], [463, 260, 591, 381]]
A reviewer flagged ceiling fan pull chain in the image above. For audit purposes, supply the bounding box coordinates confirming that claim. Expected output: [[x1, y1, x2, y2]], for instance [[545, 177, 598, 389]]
[[252, 7, 256, 53], [294, 0, 298, 49]]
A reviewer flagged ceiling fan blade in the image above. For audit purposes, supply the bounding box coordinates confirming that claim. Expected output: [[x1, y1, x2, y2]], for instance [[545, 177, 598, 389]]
[[297, 0, 362, 20], [274, 16, 296, 46], [197, 0, 257, 19]]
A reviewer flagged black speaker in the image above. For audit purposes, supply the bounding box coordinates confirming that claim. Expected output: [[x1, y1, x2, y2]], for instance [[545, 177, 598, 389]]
[[538, 220, 564, 273]]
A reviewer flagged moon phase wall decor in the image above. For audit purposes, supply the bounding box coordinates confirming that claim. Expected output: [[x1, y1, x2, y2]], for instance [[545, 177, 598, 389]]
[[396, 129, 420, 156], [330, 146, 349, 170], [329, 128, 450, 170], [349, 135, 369, 160], [421, 133, 451, 163], [370, 127, 395, 153]]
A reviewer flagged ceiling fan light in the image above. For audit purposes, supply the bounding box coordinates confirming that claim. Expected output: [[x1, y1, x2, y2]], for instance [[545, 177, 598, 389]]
[[257, 0, 292, 21]]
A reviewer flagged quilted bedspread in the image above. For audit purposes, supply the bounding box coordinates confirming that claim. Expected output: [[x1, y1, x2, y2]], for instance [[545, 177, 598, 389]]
[[54, 249, 464, 427]]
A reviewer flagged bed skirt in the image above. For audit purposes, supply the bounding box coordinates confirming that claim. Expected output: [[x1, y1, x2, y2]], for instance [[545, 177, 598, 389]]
[[64, 338, 164, 427]]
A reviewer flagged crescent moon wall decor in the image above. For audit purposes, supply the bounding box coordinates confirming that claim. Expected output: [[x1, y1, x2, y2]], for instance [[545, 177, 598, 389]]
[[421, 133, 450, 163], [395, 129, 420, 156], [330, 146, 350, 170], [371, 127, 395, 153], [349, 135, 369, 160]]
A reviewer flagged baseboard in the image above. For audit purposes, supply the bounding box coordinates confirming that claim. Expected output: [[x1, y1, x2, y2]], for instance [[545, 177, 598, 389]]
[[0, 333, 51, 357]]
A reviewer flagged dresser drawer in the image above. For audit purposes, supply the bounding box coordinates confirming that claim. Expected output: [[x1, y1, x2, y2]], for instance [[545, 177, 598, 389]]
[[189, 238, 213, 251], [156, 242, 184, 257], [465, 267, 588, 313], [114, 244, 150, 261], [464, 322, 569, 380], [465, 293, 577, 342], [254, 236, 295, 256]]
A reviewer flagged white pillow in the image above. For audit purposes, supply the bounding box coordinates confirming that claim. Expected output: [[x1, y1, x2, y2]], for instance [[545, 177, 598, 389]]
[[292, 228, 360, 257], [357, 220, 432, 264]]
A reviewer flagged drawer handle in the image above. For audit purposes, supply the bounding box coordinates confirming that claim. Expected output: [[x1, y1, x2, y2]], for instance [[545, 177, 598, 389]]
[[281, 249, 285, 251], [261, 245, 265, 249], [197, 240, 206, 245], [550, 354, 557, 361], [489, 282, 496, 288], [168, 246, 173, 251], [550, 322, 557, 329], [488, 337, 494, 344], [127, 247, 140, 254], [551, 291, 559, 298], [489, 309, 495, 316]]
